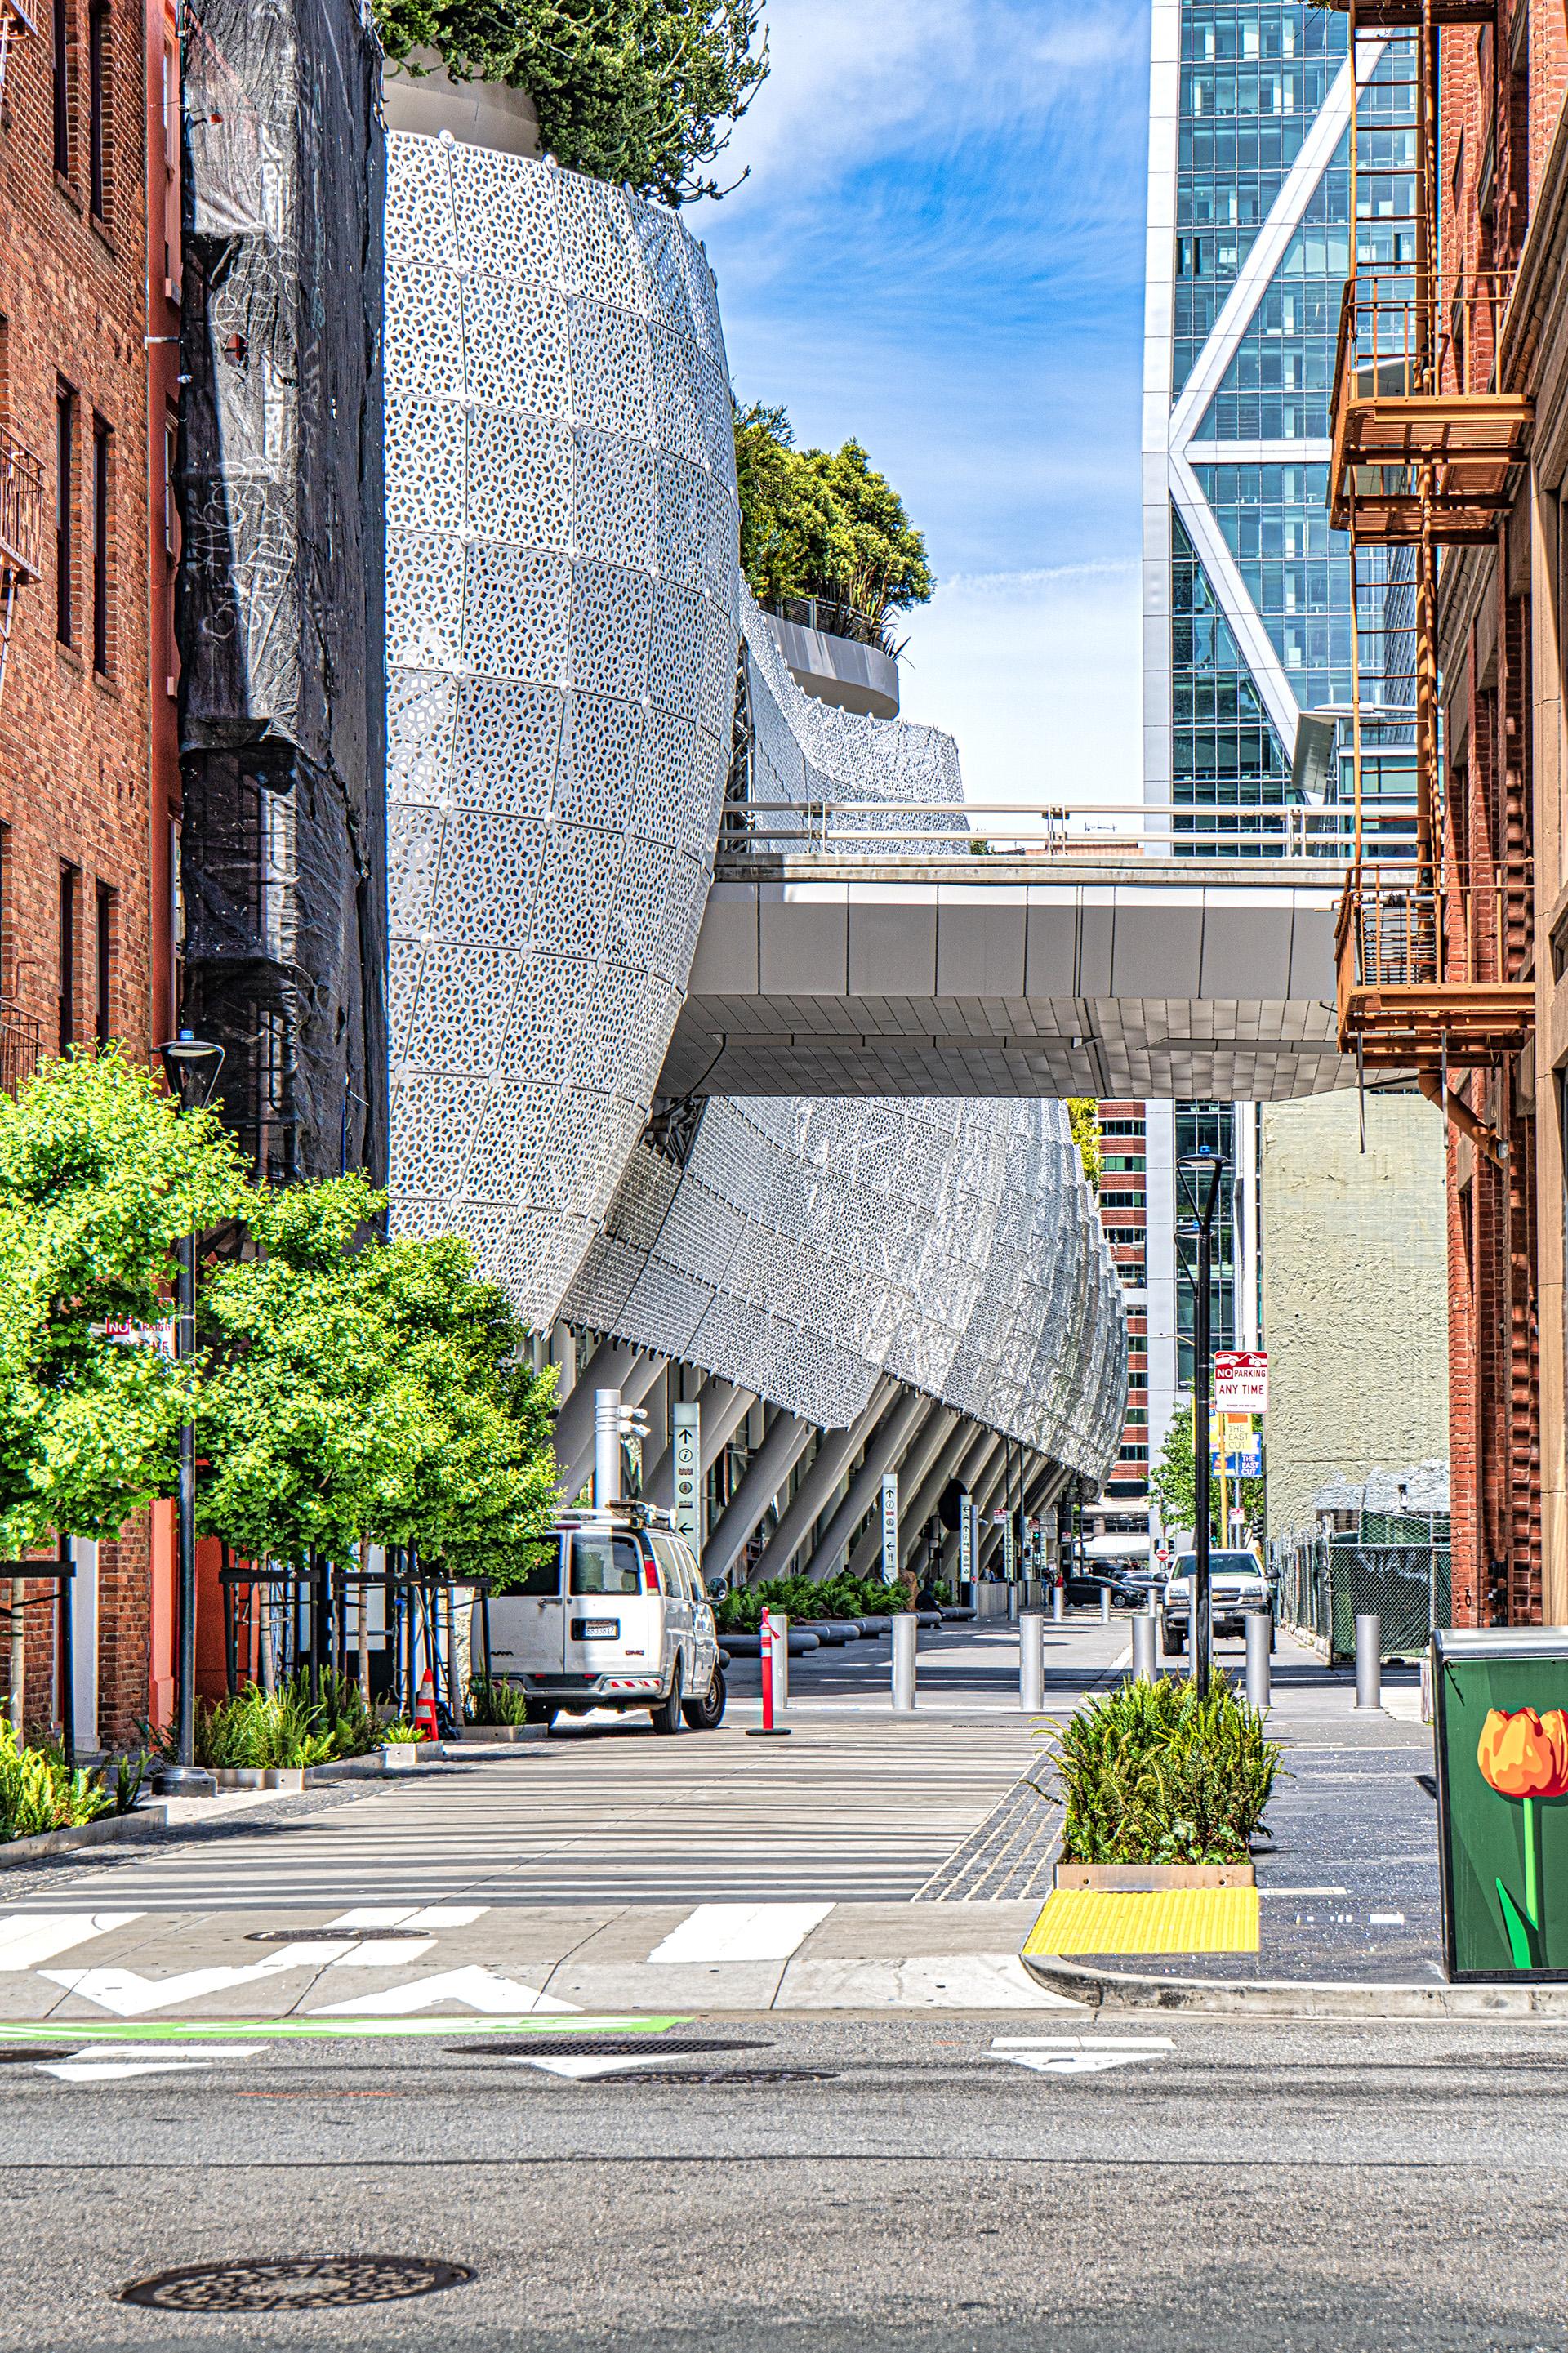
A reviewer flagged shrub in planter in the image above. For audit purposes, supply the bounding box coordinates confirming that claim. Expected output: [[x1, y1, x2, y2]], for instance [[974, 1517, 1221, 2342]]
[[1044, 1676, 1282, 1866], [467, 1676, 529, 1727], [0, 1725, 111, 1842], [161, 1669, 383, 1773]]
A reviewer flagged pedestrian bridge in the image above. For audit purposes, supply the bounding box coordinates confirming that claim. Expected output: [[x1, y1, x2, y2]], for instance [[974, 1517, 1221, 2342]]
[[657, 853, 1357, 1103]]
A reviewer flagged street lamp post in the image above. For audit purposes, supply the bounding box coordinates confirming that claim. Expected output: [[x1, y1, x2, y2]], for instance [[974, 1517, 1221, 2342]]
[[157, 1030, 225, 1794], [1177, 1146, 1226, 1700]]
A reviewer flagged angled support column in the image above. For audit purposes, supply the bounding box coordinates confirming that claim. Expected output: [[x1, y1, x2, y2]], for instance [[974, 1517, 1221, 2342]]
[[554, 1340, 646, 1474], [703, 1410, 816, 1591], [938, 1428, 1004, 1579], [559, 1350, 665, 1504], [898, 1416, 990, 1571], [844, 1403, 959, 1582], [642, 1378, 756, 1508], [743, 1377, 895, 1586], [799, 1388, 933, 1585]]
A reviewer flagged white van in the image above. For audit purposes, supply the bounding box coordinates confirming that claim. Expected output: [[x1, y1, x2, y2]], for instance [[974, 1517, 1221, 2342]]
[[484, 1507, 725, 1733]]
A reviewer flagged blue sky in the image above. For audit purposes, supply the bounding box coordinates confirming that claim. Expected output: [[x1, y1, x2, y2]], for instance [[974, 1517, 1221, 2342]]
[[700, 0, 1153, 805]]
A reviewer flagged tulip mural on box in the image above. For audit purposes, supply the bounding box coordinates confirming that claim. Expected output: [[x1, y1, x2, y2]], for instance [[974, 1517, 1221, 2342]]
[[1475, 1707, 1568, 1968]]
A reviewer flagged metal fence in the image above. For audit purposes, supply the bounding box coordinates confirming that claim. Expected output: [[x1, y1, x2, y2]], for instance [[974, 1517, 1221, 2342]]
[[1273, 1531, 1451, 1660]]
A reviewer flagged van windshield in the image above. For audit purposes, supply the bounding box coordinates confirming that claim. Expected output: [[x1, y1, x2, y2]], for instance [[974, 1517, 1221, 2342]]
[[570, 1535, 644, 1597], [1174, 1551, 1262, 1578]]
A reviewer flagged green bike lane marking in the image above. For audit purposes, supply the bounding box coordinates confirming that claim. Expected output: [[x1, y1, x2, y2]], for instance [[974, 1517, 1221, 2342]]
[[0, 2015, 689, 2043]]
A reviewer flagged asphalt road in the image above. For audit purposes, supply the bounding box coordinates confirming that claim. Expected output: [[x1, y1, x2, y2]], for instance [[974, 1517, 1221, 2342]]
[[7, 2012, 1568, 2353]]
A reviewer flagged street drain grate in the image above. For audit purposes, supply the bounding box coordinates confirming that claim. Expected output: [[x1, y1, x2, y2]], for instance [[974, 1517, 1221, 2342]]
[[244, 1928, 430, 1945], [604, 2066, 841, 2087], [118, 2257, 475, 2311], [447, 2035, 768, 2059]]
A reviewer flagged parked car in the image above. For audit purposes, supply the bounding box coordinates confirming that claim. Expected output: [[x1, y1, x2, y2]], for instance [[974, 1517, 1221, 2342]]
[[1159, 1549, 1272, 1656], [483, 1507, 725, 1733], [1063, 1569, 1143, 1610]]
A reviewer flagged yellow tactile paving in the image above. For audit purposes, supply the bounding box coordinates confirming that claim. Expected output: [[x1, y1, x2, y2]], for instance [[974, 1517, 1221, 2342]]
[[1023, 1887, 1260, 1956]]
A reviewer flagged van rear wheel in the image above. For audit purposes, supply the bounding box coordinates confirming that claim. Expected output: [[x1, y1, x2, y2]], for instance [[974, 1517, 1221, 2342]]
[[681, 1663, 726, 1731], [650, 1660, 684, 1736]]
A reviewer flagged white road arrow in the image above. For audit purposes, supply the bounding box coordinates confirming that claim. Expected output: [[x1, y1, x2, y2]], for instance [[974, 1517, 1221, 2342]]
[[38, 2043, 263, 2083], [990, 2036, 1174, 2076], [506, 2052, 677, 2079], [308, 1967, 580, 2017], [42, 1941, 359, 2016]]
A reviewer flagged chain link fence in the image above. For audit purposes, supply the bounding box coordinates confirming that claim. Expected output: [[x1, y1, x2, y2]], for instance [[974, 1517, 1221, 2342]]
[[1273, 1530, 1451, 1661]]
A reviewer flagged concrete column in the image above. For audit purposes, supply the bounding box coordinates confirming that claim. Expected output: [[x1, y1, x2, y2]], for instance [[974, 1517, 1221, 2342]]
[[703, 1410, 816, 1591], [799, 1389, 933, 1584], [900, 1418, 990, 1571], [642, 1378, 755, 1508], [845, 1404, 959, 1581], [559, 1349, 664, 1503], [746, 1378, 895, 1584]]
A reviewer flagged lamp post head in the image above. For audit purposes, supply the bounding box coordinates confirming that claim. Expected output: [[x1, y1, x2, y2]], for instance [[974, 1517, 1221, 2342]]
[[1176, 1146, 1226, 1228], [158, 1030, 225, 1113]]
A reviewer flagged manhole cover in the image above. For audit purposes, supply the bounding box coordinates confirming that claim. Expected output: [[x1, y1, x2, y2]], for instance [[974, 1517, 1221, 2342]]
[[608, 2066, 841, 2087], [0, 2047, 73, 2064], [118, 2257, 475, 2311], [446, 2035, 767, 2059], [244, 1928, 428, 1944]]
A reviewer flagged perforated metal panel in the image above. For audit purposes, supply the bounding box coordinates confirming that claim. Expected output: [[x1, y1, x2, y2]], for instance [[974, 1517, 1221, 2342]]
[[383, 132, 1126, 1473]]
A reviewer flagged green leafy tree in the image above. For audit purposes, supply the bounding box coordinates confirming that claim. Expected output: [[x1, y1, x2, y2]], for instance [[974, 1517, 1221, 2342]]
[[0, 1052, 249, 1554], [374, 0, 768, 206], [734, 403, 934, 631], [1150, 1399, 1264, 1544], [197, 1183, 558, 1579], [1068, 1099, 1102, 1189]]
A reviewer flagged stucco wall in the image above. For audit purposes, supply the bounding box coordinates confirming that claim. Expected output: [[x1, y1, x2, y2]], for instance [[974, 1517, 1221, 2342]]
[[1260, 1092, 1450, 1540]]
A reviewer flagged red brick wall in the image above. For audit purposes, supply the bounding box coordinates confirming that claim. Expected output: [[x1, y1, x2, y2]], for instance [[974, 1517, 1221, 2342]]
[[0, 0, 178, 1743]]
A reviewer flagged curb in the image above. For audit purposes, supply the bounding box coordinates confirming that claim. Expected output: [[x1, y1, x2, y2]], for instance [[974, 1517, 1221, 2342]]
[[0, 1806, 174, 1869], [1020, 1947, 1568, 2019]]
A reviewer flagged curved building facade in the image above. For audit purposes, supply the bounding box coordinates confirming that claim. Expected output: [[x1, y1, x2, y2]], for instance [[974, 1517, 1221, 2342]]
[[383, 129, 1127, 1490]]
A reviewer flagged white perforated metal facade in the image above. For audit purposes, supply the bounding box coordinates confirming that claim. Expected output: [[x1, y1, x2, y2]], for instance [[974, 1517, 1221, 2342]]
[[382, 131, 1127, 1475]]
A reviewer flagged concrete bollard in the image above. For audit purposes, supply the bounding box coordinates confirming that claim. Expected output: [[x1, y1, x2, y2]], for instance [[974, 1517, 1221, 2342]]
[[892, 1611, 917, 1711], [1052, 1584, 1064, 1624], [1131, 1611, 1157, 1684], [1355, 1613, 1381, 1709], [1245, 1610, 1271, 1714], [1099, 1586, 1111, 1626], [1019, 1612, 1045, 1712]]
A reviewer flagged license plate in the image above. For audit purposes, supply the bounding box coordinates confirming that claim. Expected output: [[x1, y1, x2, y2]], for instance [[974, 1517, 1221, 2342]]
[[572, 1618, 619, 1641]]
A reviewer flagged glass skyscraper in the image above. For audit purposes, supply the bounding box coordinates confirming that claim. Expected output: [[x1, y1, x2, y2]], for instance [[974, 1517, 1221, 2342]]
[[1140, 1, 1414, 1515]]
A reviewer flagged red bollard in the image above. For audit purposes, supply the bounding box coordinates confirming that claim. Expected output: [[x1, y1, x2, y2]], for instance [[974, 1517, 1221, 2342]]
[[746, 1604, 791, 1738]]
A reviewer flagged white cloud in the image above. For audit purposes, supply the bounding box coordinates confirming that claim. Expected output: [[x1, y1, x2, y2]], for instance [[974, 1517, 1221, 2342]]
[[894, 563, 1143, 817]]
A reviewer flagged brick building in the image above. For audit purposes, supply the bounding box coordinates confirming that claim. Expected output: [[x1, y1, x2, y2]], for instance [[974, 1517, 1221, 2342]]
[[0, 0, 180, 1739]]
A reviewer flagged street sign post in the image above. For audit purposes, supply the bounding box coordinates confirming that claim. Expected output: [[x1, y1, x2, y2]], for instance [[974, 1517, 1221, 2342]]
[[1215, 1350, 1267, 1413], [958, 1491, 974, 1589], [670, 1402, 702, 1562], [880, 1473, 899, 1586]]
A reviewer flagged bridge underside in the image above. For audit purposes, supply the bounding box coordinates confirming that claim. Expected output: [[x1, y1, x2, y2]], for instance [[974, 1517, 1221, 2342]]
[[657, 860, 1363, 1101]]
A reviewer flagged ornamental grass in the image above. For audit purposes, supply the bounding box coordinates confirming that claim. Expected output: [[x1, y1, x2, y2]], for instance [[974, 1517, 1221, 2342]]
[[1043, 1674, 1283, 1867], [0, 1723, 112, 1842]]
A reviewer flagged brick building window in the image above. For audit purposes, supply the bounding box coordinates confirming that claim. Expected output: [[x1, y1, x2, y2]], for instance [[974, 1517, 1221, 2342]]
[[58, 865, 78, 1054], [91, 412, 109, 673], [52, 0, 69, 176], [87, 0, 107, 220], [55, 384, 74, 646], [94, 882, 115, 1045]]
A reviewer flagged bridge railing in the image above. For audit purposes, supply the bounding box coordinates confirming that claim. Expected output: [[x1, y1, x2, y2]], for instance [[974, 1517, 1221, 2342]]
[[717, 798, 1423, 861]]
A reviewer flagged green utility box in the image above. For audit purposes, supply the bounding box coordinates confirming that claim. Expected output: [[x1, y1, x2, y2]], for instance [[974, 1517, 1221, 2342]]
[[1433, 1629, 1568, 1981]]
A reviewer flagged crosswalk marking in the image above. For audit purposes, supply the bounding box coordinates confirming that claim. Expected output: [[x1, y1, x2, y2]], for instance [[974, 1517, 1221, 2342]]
[[307, 1966, 580, 2017], [0, 1914, 143, 1969], [646, 1904, 833, 1965]]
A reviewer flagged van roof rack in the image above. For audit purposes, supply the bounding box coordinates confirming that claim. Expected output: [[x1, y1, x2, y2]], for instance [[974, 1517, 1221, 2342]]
[[555, 1500, 677, 1534]]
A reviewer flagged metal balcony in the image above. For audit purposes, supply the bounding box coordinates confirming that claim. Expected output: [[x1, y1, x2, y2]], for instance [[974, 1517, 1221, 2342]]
[[0, 435, 45, 583], [0, 996, 42, 1098], [1330, 278, 1532, 546], [1334, 867, 1535, 1070]]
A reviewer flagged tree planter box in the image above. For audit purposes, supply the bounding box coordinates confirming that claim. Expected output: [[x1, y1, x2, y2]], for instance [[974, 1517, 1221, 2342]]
[[1054, 1863, 1256, 1891], [378, 1745, 419, 1771], [212, 1767, 268, 1789], [0, 1806, 174, 1868], [464, 1725, 531, 1743]]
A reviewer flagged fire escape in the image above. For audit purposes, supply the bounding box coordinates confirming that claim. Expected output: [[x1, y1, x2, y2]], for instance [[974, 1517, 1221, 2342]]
[[1330, 0, 1533, 1161]]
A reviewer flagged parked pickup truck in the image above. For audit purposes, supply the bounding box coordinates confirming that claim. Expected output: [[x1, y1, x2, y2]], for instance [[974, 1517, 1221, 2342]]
[[484, 1505, 725, 1734], [1159, 1549, 1273, 1657]]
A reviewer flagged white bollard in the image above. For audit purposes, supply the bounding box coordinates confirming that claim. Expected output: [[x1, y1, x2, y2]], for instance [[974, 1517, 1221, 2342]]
[[1019, 1612, 1045, 1712], [1245, 1610, 1271, 1713], [1052, 1583, 1064, 1624], [1099, 1585, 1111, 1625], [1131, 1612, 1157, 1684], [1355, 1614, 1381, 1709], [771, 1612, 790, 1714], [891, 1611, 917, 1711]]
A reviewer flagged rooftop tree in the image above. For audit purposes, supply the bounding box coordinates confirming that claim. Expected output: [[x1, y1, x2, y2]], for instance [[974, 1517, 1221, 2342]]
[[374, 0, 769, 205], [734, 402, 935, 639]]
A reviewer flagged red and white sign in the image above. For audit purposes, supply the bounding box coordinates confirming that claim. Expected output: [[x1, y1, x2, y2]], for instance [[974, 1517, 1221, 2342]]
[[1214, 1349, 1267, 1413]]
